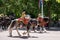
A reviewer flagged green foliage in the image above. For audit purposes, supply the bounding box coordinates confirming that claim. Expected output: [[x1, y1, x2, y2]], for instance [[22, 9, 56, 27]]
[[44, 0, 60, 21], [0, 0, 60, 20]]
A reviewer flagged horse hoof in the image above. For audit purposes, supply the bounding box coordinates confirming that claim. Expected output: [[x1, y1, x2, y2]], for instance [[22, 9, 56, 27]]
[[8, 35, 12, 37], [28, 35, 30, 37], [18, 34, 21, 37], [34, 31, 36, 33], [19, 35, 21, 37], [44, 31, 47, 33], [39, 31, 43, 33]]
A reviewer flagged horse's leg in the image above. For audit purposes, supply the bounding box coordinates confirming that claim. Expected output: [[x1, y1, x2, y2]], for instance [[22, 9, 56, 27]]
[[8, 20, 15, 37], [39, 24, 43, 33], [37, 25, 40, 31], [8, 21, 13, 37], [16, 22, 21, 36], [32, 26, 35, 32], [40, 26, 43, 33], [16, 27, 21, 36], [27, 24, 30, 37], [42, 25, 47, 32], [27, 29, 30, 37], [33, 24, 36, 32], [9, 28, 12, 37]]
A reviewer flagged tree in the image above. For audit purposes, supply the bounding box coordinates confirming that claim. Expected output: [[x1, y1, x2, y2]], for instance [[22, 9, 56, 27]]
[[0, 0, 60, 20]]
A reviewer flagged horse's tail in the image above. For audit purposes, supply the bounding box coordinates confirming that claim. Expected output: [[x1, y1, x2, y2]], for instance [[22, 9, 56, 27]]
[[8, 20, 16, 30]]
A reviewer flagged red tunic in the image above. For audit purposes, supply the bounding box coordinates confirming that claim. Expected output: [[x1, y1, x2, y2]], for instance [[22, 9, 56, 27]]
[[23, 18, 29, 25], [17, 18, 29, 25]]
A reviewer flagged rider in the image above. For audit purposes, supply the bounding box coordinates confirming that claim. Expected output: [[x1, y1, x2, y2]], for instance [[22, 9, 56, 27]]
[[20, 10, 26, 18], [20, 11, 31, 36], [18, 10, 31, 26], [18, 10, 31, 23], [37, 13, 47, 33], [37, 14, 43, 23], [18, 10, 26, 22]]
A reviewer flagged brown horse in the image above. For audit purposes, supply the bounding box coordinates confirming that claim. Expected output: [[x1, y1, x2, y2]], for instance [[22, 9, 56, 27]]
[[37, 17, 49, 33]]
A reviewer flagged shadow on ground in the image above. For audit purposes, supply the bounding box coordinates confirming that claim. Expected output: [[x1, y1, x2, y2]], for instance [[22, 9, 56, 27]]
[[8, 35, 38, 39]]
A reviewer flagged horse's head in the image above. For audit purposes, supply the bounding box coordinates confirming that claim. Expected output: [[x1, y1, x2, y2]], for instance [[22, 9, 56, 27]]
[[29, 18, 37, 26], [43, 17, 49, 22]]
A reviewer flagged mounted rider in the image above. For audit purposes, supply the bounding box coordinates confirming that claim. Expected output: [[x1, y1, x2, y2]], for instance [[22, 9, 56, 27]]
[[37, 14, 47, 33]]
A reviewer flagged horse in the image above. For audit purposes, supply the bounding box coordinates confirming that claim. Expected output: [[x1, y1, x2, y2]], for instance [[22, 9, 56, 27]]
[[29, 18, 37, 32], [8, 15, 32, 37], [8, 15, 39, 37], [37, 17, 49, 33]]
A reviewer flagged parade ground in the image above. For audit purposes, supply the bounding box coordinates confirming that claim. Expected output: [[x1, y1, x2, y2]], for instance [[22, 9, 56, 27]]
[[0, 28, 60, 40]]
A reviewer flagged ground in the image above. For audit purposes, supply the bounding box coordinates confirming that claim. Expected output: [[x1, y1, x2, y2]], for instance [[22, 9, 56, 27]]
[[0, 28, 60, 40]]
